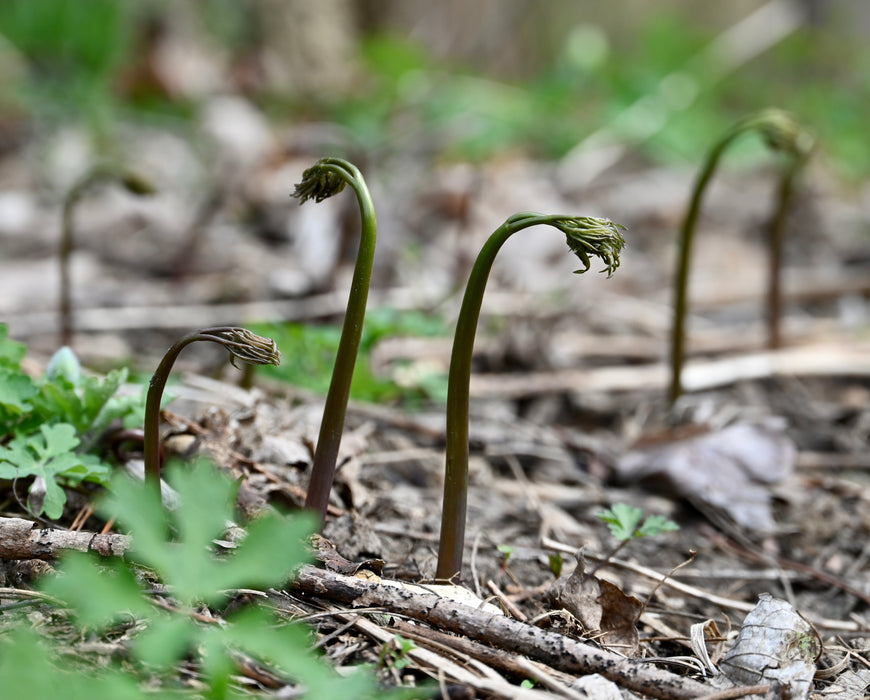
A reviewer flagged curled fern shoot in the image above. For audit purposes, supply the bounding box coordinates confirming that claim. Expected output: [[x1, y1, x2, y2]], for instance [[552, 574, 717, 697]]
[[143, 327, 280, 490], [668, 109, 813, 405], [435, 213, 625, 581], [292, 158, 377, 526], [60, 164, 155, 347]]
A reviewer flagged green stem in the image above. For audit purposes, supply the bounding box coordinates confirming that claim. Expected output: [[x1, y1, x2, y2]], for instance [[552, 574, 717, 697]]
[[668, 110, 812, 405], [143, 327, 280, 494], [435, 213, 625, 581], [295, 159, 377, 526], [766, 159, 802, 350], [59, 165, 155, 347], [667, 127, 740, 406]]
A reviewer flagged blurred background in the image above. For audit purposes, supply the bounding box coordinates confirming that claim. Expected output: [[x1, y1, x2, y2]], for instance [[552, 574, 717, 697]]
[[0, 0, 868, 387], [2, 0, 869, 174]]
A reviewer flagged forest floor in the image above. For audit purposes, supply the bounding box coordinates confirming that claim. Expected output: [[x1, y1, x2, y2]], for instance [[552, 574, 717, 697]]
[[2, 116, 870, 698]]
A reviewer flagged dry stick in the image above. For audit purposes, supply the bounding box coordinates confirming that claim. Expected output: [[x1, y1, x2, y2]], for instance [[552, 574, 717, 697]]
[[0, 516, 130, 560], [290, 565, 711, 700], [695, 685, 772, 700], [468, 341, 870, 400], [341, 612, 549, 699], [392, 619, 580, 691]]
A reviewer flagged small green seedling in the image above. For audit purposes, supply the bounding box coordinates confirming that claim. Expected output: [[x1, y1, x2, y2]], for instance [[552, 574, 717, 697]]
[[292, 158, 377, 527], [548, 551, 564, 579], [60, 164, 155, 347], [586, 503, 679, 582], [597, 503, 679, 542], [668, 109, 813, 404], [143, 327, 280, 491], [378, 634, 416, 672], [435, 213, 625, 581], [520, 679, 537, 689], [496, 543, 514, 571]]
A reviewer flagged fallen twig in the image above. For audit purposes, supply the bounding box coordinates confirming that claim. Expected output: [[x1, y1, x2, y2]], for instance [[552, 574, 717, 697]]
[[470, 342, 870, 399], [289, 564, 712, 699], [0, 517, 130, 560]]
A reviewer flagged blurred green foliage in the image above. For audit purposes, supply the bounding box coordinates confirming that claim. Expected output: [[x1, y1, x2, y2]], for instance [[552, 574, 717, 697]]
[[1, 4, 868, 179], [330, 13, 870, 179], [253, 308, 449, 405], [0, 0, 133, 140]]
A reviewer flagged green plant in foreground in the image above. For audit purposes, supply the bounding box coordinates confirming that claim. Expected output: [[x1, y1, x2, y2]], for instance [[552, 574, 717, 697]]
[[0, 327, 141, 518], [60, 164, 155, 346], [144, 327, 280, 491], [435, 213, 625, 581], [292, 158, 377, 526], [25, 460, 396, 700], [668, 109, 813, 404]]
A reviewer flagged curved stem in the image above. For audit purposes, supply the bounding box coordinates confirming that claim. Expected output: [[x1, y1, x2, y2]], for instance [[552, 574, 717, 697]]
[[59, 165, 155, 347], [435, 213, 625, 581], [297, 159, 377, 525], [143, 327, 280, 495], [667, 111, 812, 405], [667, 129, 740, 406]]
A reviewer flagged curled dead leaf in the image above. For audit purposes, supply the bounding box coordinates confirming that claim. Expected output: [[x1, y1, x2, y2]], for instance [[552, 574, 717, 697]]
[[545, 555, 642, 654]]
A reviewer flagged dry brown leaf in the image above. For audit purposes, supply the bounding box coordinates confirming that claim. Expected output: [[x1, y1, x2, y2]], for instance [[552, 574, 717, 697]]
[[615, 421, 796, 534], [545, 556, 642, 654]]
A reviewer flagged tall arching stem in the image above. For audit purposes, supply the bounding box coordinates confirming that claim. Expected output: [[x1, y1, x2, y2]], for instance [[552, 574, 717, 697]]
[[668, 110, 812, 405], [293, 158, 377, 526], [435, 213, 625, 581]]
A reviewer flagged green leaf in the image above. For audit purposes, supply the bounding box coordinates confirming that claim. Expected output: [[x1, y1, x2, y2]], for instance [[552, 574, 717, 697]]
[[228, 608, 379, 699], [102, 460, 316, 606], [40, 551, 150, 628], [0, 367, 37, 417], [596, 503, 645, 541], [0, 627, 147, 700], [99, 471, 172, 572], [210, 510, 316, 593], [637, 515, 680, 538], [37, 460, 414, 700], [549, 552, 563, 578], [133, 613, 195, 669], [0, 423, 97, 518], [33, 366, 130, 435], [0, 324, 26, 367]]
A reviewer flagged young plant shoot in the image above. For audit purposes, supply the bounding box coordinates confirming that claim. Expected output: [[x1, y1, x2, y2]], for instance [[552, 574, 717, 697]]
[[435, 213, 626, 581], [143, 327, 280, 490], [668, 109, 813, 404], [292, 158, 377, 525], [60, 164, 155, 347]]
